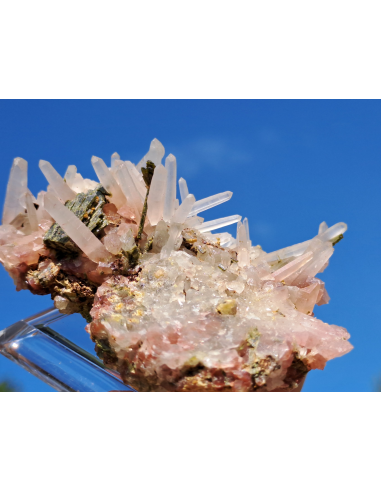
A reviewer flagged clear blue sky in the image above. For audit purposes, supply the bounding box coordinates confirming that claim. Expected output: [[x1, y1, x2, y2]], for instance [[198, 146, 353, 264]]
[[0, 100, 379, 392]]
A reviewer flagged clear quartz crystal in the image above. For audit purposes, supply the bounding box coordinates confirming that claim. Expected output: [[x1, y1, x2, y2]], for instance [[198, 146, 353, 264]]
[[271, 252, 314, 283], [319, 222, 347, 242], [171, 194, 196, 224], [39, 160, 76, 202], [318, 221, 328, 235], [64, 165, 98, 194], [196, 214, 242, 233], [179, 178, 190, 202], [184, 216, 204, 227], [147, 164, 167, 226], [103, 231, 122, 255], [136, 138, 165, 171], [243, 217, 251, 248], [120, 228, 135, 251], [161, 223, 183, 258], [91, 156, 126, 208], [124, 161, 147, 199], [2, 157, 28, 225], [25, 190, 39, 232], [163, 154, 177, 222], [64, 165, 77, 187], [44, 192, 110, 263], [111, 152, 120, 168], [35, 191, 52, 222], [236, 221, 249, 251], [114, 161, 143, 217], [188, 191, 233, 217]]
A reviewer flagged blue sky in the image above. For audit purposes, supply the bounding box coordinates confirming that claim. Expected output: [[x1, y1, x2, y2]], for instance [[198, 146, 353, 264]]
[[0, 100, 380, 392]]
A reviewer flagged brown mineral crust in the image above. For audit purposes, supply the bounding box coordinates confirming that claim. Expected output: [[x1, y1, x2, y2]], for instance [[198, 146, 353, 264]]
[[96, 342, 308, 392], [282, 355, 310, 389], [25, 258, 99, 321]]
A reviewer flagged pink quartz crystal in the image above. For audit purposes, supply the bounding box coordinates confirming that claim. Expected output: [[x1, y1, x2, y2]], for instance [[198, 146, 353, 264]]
[[0, 140, 353, 391]]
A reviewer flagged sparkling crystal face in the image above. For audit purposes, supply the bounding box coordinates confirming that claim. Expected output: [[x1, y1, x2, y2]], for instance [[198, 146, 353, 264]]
[[0, 138, 352, 391]]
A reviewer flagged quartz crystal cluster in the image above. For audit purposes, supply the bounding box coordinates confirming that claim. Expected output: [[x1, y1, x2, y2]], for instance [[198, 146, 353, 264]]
[[0, 139, 353, 391]]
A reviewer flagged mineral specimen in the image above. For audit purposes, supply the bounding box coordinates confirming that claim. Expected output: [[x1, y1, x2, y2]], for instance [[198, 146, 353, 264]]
[[0, 139, 353, 391]]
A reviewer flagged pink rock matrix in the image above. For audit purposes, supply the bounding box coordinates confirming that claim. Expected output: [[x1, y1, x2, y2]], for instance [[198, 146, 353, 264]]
[[0, 139, 353, 391]]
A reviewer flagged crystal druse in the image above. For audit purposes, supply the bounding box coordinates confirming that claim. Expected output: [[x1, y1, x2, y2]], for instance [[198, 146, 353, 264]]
[[0, 140, 353, 391]]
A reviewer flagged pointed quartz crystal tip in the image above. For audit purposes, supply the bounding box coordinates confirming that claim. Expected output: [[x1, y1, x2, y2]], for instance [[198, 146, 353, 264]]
[[318, 221, 328, 235], [179, 177, 190, 203], [2, 157, 28, 225], [64, 165, 77, 185], [111, 152, 120, 168], [319, 222, 347, 242], [188, 191, 233, 217], [39, 160, 76, 203], [137, 138, 165, 171], [265, 222, 348, 263], [43, 192, 110, 263], [196, 214, 242, 233], [243, 217, 251, 246], [91, 156, 126, 209]]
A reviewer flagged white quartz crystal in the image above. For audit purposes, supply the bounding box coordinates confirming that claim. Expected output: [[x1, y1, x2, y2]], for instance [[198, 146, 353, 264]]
[[25, 190, 39, 232], [2, 157, 28, 225], [171, 194, 196, 224], [270, 252, 314, 283], [265, 221, 347, 263], [236, 221, 249, 251], [111, 152, 120, 169], [184, 216, 204, 228], [64, 165, 77, 186], [103, 231, 122, 255], [188, 191, 233, 217], [39, 160, 76, 202], [318, 221, 328, 235], [35, 191, 52, 222], [119, 228, 135, 252], [243, 217, 251, 248], [196, 214, 242, 233], [161, 223, 183, 259], [64, 165, 98, 194], [147, 164, 167, 226], [137, 138, 165, 171], [124, 160, 147, 199], [44, 192, 110, 263], [163, 154, 177, 222], [114, 161, 143, 217], [179, 178, 190, 202], [91, 156, 126, 209], [319, 222, 347, 242]]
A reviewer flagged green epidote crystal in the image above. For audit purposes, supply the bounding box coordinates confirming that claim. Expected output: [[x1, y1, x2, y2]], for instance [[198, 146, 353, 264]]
[[136, 160, 155, 244], [44, 186, 109, 255], [141, 160, 156, 187]]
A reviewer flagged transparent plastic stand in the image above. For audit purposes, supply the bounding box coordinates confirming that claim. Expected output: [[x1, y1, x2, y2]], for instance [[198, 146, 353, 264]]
[[0, 307, 135, 392]]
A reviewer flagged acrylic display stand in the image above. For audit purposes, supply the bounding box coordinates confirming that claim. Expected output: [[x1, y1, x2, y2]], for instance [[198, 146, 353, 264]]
[[0, 307, 134, 392]]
